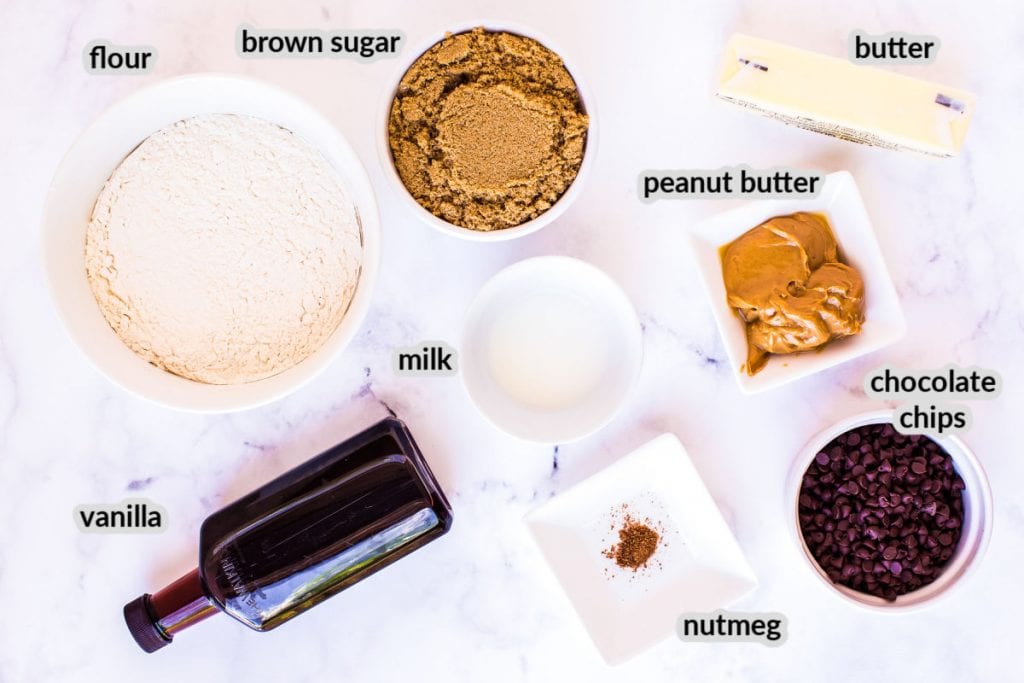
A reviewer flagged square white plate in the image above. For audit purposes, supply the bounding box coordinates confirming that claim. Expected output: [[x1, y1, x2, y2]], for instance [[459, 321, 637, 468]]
[[687, 171, 906, 394], [525, 434, 757, 665]]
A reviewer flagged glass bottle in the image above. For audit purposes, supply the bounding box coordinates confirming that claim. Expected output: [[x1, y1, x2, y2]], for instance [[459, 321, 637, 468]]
[[124, 417, 453, 652]]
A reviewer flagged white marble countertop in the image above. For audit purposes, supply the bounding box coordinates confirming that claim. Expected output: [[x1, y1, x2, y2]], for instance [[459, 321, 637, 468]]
[[2, 1, 1022, 681]]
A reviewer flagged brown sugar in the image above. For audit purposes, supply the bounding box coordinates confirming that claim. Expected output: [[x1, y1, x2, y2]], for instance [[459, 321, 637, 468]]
[[388, 28, 589, 231]]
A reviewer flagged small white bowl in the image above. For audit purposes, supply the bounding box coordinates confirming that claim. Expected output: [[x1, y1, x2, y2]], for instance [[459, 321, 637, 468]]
[[785, 410, 992, 611], [42, 74, 381, 412], [461, 256, 642, 443], [687, 171, 906, 394], [377, 22, 597, 241]]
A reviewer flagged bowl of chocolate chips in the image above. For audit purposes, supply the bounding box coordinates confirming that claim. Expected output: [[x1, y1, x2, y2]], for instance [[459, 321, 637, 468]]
[[787, 410, 991, 610]]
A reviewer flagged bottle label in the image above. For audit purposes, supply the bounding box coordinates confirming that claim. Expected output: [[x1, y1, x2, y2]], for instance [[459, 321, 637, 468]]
[[74, 498, 167, 533]]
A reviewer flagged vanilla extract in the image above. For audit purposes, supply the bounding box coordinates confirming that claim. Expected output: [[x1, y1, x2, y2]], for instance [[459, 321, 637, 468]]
[[123, 418, 452, 652]]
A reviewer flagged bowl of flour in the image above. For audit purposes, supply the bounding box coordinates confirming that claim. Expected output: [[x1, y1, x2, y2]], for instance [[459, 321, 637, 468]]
[[43, 74, 380, 411]]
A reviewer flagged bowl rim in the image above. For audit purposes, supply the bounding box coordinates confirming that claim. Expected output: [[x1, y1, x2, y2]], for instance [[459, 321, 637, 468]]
[[376, 21, 597, 241], [459, 254, 643, 443], [41, 72, 381, 412], [785, 409, 993, 612]]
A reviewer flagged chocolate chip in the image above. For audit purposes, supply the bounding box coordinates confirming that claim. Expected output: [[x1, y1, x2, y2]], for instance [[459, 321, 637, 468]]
[[798, 423, 966, 601]]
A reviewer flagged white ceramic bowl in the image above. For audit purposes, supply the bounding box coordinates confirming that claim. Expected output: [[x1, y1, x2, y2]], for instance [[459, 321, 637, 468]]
[[42, 74, 381, 412], [786, 410, 992, 611], [461, 256, 642, 443], [377, 22, 596, 241], [687, 171, 906, 394]]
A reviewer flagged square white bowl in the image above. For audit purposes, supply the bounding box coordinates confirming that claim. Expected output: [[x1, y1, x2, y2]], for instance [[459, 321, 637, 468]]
[[687, 171, 906, 394], [525, 434, 757, 665]]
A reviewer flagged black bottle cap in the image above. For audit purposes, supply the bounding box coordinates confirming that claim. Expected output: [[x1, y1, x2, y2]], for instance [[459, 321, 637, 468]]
[[124, 595, 172, 653]]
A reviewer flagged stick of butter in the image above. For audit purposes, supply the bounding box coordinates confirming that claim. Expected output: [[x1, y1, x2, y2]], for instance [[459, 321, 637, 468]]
[[715, 34, 975, 157]]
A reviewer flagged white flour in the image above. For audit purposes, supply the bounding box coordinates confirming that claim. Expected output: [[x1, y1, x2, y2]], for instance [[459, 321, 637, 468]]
[[86, 114, 363, 385]]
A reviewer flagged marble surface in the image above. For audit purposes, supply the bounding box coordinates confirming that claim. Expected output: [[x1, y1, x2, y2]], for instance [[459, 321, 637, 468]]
[[2, 0, 1022, 681]]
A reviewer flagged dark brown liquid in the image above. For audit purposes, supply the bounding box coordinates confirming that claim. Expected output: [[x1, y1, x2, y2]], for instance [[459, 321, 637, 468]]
[[198, 418, 452, 630]]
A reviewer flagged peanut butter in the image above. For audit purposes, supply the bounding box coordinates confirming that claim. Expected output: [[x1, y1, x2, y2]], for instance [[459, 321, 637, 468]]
[[721, 212, 865, 375]]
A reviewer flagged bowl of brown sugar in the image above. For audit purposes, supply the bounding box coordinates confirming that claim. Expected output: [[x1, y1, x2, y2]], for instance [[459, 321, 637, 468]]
[[381, 24, 594, 240]]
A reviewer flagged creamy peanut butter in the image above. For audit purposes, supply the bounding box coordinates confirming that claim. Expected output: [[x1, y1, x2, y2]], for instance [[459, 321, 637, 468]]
[[721, 212, 865, 375]]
